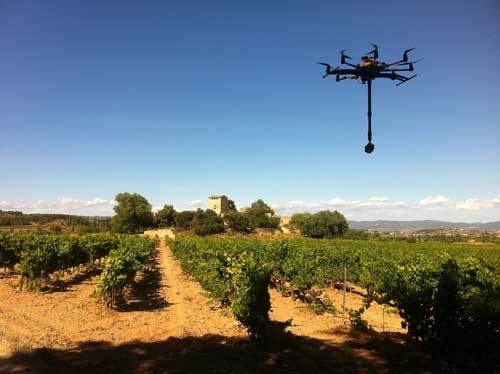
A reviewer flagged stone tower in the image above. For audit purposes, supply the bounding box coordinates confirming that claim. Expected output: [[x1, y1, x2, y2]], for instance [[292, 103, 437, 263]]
[[208, 195, 230, 216]]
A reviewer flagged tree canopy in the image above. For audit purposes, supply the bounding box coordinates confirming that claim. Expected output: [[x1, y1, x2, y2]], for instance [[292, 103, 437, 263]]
[[224, 211, 253, 233], [155, 204, 176, 228], [193, 209, 225, 236], [175, 211, 196, 230], [290, 210, 348, 239], [245, 199, 280, 229], [111, 193, 154, 233], [227, 199, 237, 211]]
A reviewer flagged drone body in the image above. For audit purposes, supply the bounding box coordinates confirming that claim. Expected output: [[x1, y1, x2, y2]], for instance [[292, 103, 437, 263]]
[[319, 45, 420, 153]]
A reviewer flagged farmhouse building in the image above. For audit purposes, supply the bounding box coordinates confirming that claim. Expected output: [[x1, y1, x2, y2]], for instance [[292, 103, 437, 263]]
[[280, 215, 291, 226]]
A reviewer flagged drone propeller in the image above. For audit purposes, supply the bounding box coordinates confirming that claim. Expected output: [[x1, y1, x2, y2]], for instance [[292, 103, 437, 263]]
[[340, 49, 352, 59], [340, 49, 352, 65], [402, 48, 415, 62], [366, 44, 378, 59], [318, 62, 339, 78]]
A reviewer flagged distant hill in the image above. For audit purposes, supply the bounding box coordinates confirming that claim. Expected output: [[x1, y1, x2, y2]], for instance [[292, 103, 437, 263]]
[[0, 210, 111, 229], [348, 220, 500, 231]]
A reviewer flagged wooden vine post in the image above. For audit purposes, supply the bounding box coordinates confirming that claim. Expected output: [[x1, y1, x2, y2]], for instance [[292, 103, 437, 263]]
[[342, 264, 347, 325], [382, 304, 386, 332]]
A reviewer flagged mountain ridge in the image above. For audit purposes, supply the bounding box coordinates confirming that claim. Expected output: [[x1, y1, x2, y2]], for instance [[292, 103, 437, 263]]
[[348, 219, 500, 231]]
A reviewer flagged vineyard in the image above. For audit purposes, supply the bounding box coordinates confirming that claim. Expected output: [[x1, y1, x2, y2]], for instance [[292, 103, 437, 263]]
[[1, 231, 500, 372], [0, 232, 158, 307], [170, 237, 500, 351]]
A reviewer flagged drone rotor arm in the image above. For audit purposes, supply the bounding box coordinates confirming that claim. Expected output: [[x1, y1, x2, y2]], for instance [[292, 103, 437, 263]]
[[376, 72, 416, 85], [334, 69, 358, 75], [386, 60, 403, 67], [385, 68, 413, 72], [396, 74, 417, 86], [398, 58, 423, 66], [374, 72, 405, 81]]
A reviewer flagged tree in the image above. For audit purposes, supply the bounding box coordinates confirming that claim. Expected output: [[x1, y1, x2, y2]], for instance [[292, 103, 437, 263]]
[[289, 213, 313, 231], [175, 211, 196, 230], [290, 210, 348, 239], [193, 209, 225, 236], [155, 204, 176, 228], [228, 199, 237, 211], [111, 193, 154, 233], [224, 211, 253, 233], [245, 199, 280, 229]]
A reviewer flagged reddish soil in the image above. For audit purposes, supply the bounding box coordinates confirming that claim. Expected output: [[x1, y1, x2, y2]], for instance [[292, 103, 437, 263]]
[[0, 238, 467, 373]]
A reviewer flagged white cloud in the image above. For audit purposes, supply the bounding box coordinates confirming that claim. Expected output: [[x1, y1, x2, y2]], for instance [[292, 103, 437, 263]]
[[272, 195, 500, 222], [273, 196, 410, 214], [187, 199, 206, 209], [0, 197, 115, 216], [367, 197, 389, 202], [455, 197, 500, 211], [325, 198, 357, 206], [419, 195, 450, 206], [286, 200, 308, 207], [368, 196, 389, 203]]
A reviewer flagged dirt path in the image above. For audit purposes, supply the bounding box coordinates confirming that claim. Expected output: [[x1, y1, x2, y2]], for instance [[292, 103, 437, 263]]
[[157, 237, 246, 337]]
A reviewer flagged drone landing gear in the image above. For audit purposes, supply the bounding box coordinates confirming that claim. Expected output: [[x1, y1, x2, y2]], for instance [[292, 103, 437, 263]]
[[365, 79, 375, 154]]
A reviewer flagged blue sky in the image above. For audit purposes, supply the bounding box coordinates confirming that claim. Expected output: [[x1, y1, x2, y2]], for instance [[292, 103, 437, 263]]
[[1, 0, 499, 221]]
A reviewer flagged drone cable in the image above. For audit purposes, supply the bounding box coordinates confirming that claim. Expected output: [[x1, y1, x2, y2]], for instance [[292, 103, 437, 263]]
[[365, 79, 374, 153], [367, 80, 372, 143]]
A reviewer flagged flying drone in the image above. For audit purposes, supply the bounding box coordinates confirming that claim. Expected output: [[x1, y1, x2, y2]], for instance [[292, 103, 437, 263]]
[[318, 45, 420, 153]]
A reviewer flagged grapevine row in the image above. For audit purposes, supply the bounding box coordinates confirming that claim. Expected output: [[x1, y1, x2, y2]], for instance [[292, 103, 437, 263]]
[[0, 232, 121, 289], [169, 237, 271, 342], [170, 236, 500, 350], [96, 235, 158, 308], [0, 232, 159, 309]]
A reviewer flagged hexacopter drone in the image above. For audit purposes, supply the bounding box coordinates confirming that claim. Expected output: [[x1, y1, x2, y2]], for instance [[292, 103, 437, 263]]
[[319, 45, 420, 153]]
